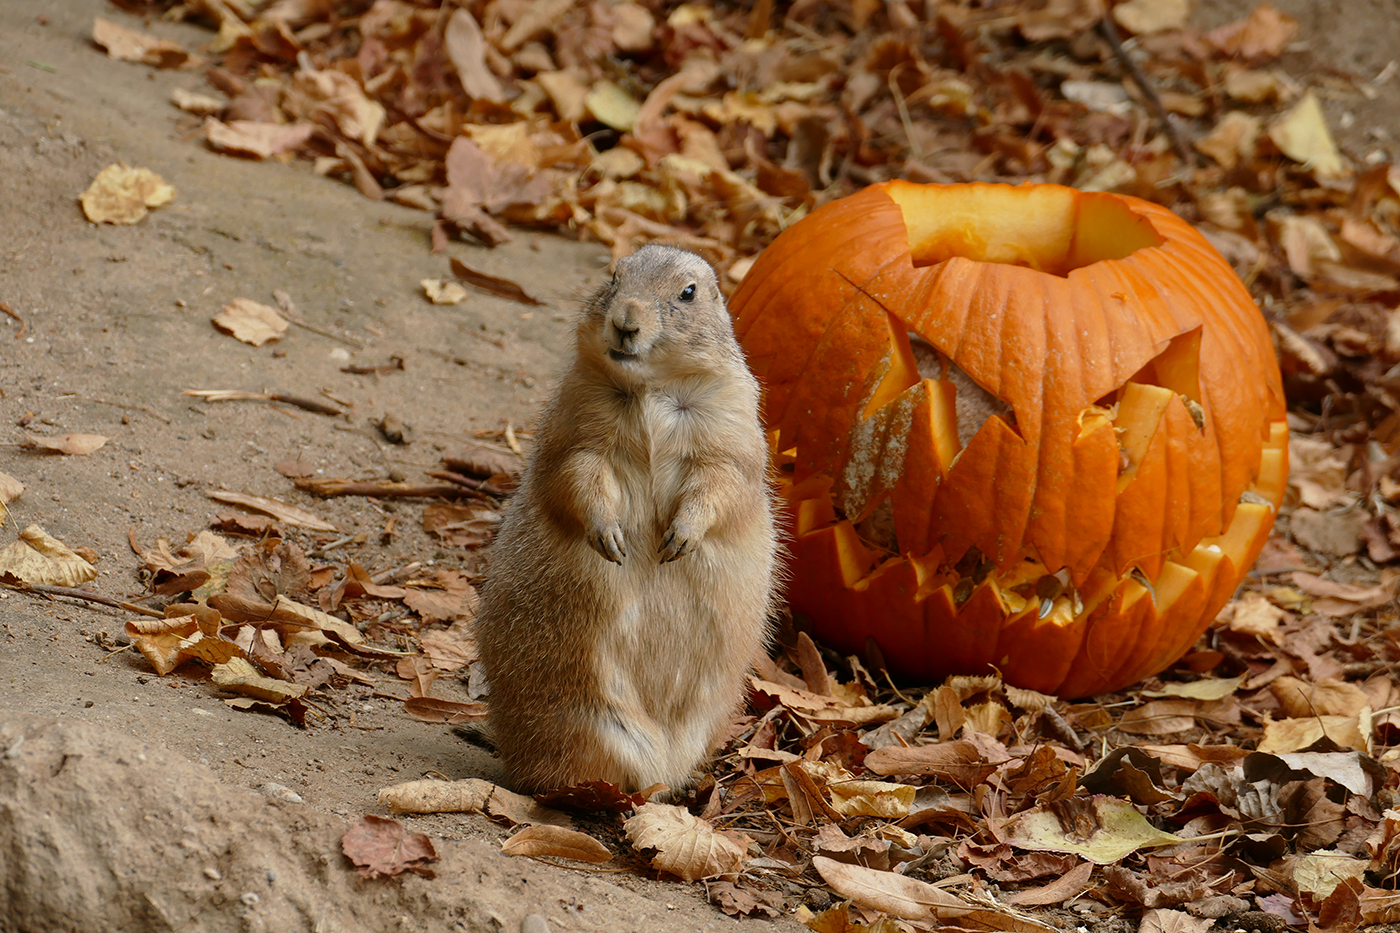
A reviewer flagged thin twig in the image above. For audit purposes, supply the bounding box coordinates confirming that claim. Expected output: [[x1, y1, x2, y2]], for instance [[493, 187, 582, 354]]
[[1098, 16, 1195, 173], [0, 300, 26, 339], [56, 392, 172, 424], [1, 580, 165, 617]]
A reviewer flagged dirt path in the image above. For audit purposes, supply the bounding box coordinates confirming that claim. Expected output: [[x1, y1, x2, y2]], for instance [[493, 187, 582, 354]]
[[0, 2, 796, 930]]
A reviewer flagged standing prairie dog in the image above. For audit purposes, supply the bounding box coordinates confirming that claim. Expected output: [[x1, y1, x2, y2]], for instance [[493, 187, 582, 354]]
[[474, 245, 779, 794]]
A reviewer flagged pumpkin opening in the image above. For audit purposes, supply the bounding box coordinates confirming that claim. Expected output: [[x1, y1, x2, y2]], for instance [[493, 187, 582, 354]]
[[886, 181, 1166, 276]]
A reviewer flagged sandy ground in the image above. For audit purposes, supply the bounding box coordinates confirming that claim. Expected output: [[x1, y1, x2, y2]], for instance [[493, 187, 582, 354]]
[[0, 1, 798, 930]]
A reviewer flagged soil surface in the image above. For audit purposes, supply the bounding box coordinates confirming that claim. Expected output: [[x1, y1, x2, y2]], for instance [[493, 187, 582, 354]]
[[0, 2, 795, 930], [2, 1, 1400, 931]]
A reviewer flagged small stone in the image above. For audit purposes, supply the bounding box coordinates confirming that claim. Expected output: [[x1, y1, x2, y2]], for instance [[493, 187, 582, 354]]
[[259, 782, 303, 804], [521, 915, 551, 933]]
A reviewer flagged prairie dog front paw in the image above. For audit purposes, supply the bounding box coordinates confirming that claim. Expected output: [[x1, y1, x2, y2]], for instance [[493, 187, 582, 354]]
[[592, 522, 627, 564], [659, 520, 696, 562]]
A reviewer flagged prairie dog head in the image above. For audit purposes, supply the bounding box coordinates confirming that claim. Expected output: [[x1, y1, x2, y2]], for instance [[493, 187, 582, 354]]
[[581, 246, 734, 379]]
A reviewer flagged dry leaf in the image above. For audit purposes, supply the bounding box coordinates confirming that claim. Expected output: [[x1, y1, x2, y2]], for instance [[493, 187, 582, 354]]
[[0, 471, 22, 504], [80, 164, 174, 224], [205, 119, 316, 158], [402, 696, 488, 723], [342, 815, 438, 879], [1268, 91, 1345, 178], [1224, 591, 1287, 643], [1005, 798, 1183, 864], [421, 279, 468, 305], [1194, 112, 1261, 170], [1258, 714, 1371, 754], [377, 777, 573, 827], [92, 17, 191, 68], [1112, 0, 1189, 35], [444, 9, 504, 103], [205, 490, 337, 532], [814, 856, 1054, 930], [20, 433, 109, 456], [288, 68, 385, 147], [0, 525, 98, 586], [449, 258, 544, 306], [171, 87, 225, 115], [211, 656, 308, 703], [501, 825, 612, 863], [586, 80, 642, 132], [827, 780, 916, 818], [212, 298, 289, 346], [624, 802, 748, 881], [1207, 2, 1300, 61]]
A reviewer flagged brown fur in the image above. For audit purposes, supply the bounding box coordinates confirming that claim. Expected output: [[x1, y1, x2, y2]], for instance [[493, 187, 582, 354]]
[[474, 245, 779, 794]]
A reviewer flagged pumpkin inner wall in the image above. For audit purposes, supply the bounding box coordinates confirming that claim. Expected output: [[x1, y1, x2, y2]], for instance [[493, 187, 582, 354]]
[[888, 183, 1166, 276]]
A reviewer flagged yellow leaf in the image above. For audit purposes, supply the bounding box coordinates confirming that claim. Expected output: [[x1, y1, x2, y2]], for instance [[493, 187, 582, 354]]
[[1006, 798, 1183, 864], [210, 656, 307, 703], [212, 298, 289, 347], [0, 525, 98, 586], [585, 80, 641, 132], [827, 779, 916, 818], [80, 163, 174, 224], [1268, 91, 1345, 178]]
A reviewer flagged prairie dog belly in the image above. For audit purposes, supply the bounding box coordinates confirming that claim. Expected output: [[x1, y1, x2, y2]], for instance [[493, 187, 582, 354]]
[[589, 514, 772, 774]]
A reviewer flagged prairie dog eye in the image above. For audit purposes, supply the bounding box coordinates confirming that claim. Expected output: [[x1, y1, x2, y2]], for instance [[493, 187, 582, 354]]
[[679, 283, 697, 302]]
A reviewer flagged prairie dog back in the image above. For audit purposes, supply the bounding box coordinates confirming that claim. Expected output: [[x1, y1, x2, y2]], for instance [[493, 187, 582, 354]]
[[474, 245, 779, 794]]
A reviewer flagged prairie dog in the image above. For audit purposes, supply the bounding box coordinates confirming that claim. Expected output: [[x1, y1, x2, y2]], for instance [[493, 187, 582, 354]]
[[474, 245, 779, 794]]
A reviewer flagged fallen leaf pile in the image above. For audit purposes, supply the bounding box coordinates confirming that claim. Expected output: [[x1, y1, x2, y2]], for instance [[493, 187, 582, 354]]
[[14, 0, 1393, 927]]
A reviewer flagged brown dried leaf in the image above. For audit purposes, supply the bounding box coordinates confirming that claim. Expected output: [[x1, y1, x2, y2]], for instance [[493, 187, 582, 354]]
[[0, 470, 22, 504], [501, 824, 612, 863], [378, 777, 573, 827], [80, 163, 174, 224], [211, 656, 308, 703], [205, 119, 316, 158], [1258, 715, 1371, 754], [443, 9, 504, 103], [402, 696, 487, 723], [341, 815, 439, 879], [421, 278, 467, 305], [624, 802, 748, 881], [0, 525, 98, 586], [449, 257, 544, 306], [212, 298, 289, 347], [20, 433, 109, 456], [92, 17, 192, 68], [814, 856, 1054, 930], [206, 490, 337, 532], [1111, 0, 1189, 34], [422, 501, 499, 547], [1206, 2, 1300, 61]]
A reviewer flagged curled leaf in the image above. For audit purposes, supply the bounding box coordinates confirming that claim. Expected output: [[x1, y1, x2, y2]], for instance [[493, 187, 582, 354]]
[[624, 802, 748, 881], [501, 824, 612, 863], [0, 525, 98, 586], [80, 164, 174, 224]]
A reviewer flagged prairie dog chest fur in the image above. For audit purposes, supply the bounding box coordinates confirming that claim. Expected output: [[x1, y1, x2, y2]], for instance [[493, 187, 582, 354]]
[[473, 245, 779, 795]]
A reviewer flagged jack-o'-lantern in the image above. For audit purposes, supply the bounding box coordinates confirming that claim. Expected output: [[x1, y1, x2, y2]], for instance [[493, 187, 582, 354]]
[[731, 181, 1287, 697]]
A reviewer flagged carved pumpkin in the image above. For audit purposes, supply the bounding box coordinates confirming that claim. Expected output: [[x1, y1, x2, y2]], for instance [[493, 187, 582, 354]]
[[732, 181, 1287, 697]]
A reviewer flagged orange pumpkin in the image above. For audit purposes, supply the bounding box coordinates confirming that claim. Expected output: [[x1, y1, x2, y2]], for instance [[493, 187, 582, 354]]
[[731, 181, 1288, 697]]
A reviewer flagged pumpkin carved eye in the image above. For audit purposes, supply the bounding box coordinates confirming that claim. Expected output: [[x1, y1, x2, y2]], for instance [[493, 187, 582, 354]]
[[679, 283, 696, 302], [730, 180, 1288, 698]]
